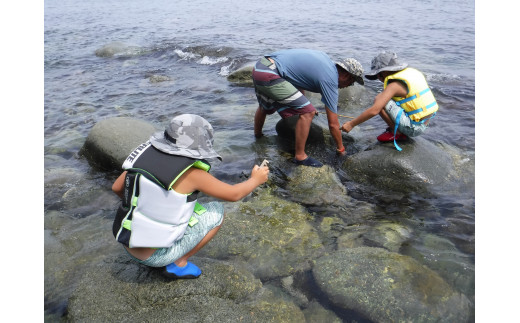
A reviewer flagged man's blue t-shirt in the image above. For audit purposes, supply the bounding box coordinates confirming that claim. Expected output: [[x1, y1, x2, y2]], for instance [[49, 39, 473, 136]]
[[268, 49, 339, 113]]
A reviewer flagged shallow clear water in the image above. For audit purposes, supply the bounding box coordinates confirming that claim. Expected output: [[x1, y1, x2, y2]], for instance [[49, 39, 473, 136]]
[[44, 0, 475, 321]]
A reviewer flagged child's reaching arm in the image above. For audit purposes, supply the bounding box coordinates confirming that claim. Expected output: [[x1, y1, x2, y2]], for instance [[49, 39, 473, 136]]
[[183, 164, 269, 202]]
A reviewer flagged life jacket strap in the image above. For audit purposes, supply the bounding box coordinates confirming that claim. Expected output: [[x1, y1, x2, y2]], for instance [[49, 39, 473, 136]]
[[410, 112, 437, 125], [393, 108, 404, 152], [395, 88, 431, 107]]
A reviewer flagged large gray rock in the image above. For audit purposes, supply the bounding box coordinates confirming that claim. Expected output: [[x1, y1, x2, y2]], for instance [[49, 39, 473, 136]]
[[198, 189, 325, 280], [67, 255, 305, 322], [342, 137, 458, 194], [79, 117, 158, 171], [312, 247, 471, 323]]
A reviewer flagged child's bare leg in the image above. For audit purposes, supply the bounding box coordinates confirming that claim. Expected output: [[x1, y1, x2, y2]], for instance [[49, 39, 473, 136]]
[[174, 222, 223, 267]]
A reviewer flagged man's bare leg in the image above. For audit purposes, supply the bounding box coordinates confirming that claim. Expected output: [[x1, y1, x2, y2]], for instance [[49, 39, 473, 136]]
[[294, 111, 315, 161], [254, 106, 267, 138]]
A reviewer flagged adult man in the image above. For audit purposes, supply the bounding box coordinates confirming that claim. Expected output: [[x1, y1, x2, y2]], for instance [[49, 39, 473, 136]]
[[341, 51, 438, 151], [252, 48, 364, 167]]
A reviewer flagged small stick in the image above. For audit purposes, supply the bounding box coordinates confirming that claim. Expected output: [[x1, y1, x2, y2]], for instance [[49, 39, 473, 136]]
[[337, 113, 355, 119], [316, 110, 354, 119]]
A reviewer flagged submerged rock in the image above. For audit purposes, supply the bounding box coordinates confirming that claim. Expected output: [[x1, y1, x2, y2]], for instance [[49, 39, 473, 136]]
[[198, 189, 325, 280], [67, 255, 305, 322], [302, 300, 343, 323], [401, 233, 475, 303], [226, 65, 254, 87], [281, 275, 309, 307], [45, 211, 121, 318], [148, 74, 171, 83], [286, 165, 347, 207], [336, 221, 413, 252], [312, 247, 471, 323], [95, 41, 144, 58], [285, 166, 376, 224], [342, 137, 458, 194], [79, 117, 157, 171]]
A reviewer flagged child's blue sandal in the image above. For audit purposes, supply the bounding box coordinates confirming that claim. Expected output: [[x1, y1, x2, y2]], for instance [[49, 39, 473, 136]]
[[163, 262, 201, 279]]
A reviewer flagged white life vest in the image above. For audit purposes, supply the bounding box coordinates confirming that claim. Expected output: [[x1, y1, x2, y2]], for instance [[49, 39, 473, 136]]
[[113, 141, 210, 248]]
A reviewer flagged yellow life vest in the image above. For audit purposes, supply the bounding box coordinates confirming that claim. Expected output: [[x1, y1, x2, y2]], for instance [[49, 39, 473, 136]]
[[384, 68, 438, 122]]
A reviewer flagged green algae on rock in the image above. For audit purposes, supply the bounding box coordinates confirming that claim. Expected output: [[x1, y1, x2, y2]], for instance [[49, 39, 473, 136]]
[[198, 189, 325, 280]]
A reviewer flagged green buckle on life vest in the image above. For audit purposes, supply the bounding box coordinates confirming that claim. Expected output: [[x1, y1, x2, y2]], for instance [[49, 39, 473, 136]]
[[131, 197, 138, 207], [193, 160, 210, 172], [193, 202, 207, 215], [188, 216, 199, 227], [123, 219, 132, 230]]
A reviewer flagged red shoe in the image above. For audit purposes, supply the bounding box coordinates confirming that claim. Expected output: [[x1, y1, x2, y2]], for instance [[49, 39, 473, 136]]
[[377, 130, 408, 142]]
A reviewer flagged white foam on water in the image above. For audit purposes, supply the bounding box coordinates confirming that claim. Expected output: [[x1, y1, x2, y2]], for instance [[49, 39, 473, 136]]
[[199, 55, 229, 65], [174, 49, 198, 60]]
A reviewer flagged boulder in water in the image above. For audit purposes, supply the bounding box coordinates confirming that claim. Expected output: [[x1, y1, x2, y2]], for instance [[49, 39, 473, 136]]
[[227, 65, 254, 87], [342, 137, 457, 194], [79, 117, 157, 171], [67, 255, 305, 322], [95, 41, 143, 58], [312, 247, 471, 322]]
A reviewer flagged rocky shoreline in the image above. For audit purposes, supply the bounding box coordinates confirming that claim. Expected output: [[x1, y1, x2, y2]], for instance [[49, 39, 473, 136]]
[[45, 114, 476, 322]]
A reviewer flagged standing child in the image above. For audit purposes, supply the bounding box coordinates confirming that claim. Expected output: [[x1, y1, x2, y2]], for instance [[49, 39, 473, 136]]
[[341, 51, 438, 151], [112, 114, 269, 279]]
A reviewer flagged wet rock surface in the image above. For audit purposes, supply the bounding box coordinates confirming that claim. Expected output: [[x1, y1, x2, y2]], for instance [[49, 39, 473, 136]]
[[52, 117, 474, 322], [312, 247, 471, 323], [341, 137, 459, 195], [68, 255, 305, 322]]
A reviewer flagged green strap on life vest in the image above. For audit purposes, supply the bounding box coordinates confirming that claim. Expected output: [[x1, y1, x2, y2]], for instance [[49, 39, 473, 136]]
[[121, 202, 206, 231]]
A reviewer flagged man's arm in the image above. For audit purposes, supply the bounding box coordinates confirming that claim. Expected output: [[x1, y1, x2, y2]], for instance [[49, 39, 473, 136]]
[[325, 107, 345, 154]]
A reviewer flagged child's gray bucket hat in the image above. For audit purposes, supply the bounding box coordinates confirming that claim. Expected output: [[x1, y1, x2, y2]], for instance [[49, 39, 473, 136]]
[[150, 114, 222, 161], [365, 51, 408, 80]]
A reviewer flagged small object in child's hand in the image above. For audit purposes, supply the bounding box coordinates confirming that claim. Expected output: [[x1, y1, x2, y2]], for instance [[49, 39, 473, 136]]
[[260, 159, 269, 168]]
